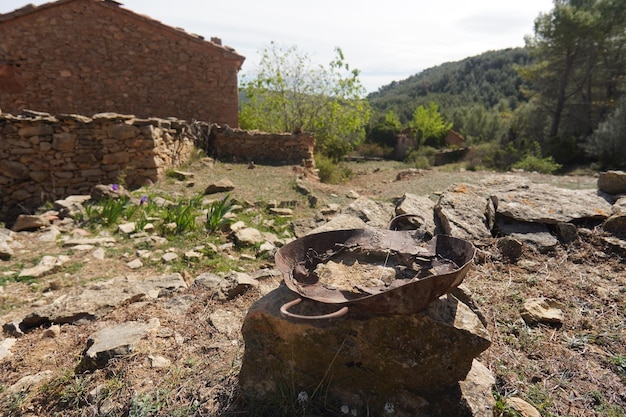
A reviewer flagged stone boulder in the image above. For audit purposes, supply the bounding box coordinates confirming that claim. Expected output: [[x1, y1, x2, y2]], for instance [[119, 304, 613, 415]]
[[598, 170, 626, 195], [342, 196, 395, 229], [90, 184, 131, 201], [394, 193, 437, 236], [521, 298, 565, 325], [11, 214, 50, 232], [78, 319, 160, 371], [239, 285, 492, 416], [204, 178, 235, 194], [603, 197, 626, 234], [435, 184, 494, 241]]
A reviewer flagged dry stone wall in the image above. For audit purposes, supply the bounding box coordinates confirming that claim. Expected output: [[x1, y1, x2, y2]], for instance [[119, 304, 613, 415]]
[[0, 111, 196, 222], [210, 125, 315, 166], [0, 111, 316, 223]]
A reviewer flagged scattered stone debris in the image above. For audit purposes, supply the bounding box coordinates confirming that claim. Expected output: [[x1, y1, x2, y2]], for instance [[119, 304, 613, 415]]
[[506, 397, 542, 417], [204, 178, 235, 194], [521, 298, 565, 325], [0, 173, 624, 416], [78, 319, 161, 371]]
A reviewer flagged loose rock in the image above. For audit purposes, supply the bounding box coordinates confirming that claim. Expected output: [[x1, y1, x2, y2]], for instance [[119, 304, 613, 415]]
[[521, 298, 565, 325]]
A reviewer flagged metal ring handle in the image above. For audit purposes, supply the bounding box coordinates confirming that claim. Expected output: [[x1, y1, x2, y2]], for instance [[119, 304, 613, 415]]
[[280, 297, 349, 320], [387, 213, 426, 230]]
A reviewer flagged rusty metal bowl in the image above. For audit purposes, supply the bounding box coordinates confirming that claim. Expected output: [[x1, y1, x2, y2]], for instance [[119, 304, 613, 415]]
[[275, 227, 476, 320]]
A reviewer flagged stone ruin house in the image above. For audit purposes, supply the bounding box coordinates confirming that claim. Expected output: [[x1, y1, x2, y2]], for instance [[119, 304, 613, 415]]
[[443, 130, 465, 148], [393, 128, 467, 161], [0, 0, 245, 126]]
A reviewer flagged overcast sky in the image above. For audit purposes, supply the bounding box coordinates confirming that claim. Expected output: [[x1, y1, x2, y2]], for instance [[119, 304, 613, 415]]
[[1, 0, 555, 93]]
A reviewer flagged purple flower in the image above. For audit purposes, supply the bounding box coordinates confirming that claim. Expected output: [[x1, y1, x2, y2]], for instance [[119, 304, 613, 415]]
[[140, 195, 148, 205], [111, 183, 119, 191]]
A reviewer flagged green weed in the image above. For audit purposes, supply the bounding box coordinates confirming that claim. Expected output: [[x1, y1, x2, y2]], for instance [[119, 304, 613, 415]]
[[83, 197, 130, 227], [525, 383, 555, 416], [129, 389, 167, 417], [160, 202, 197, 235], [589, 391, 626, 417], [59, 375, 91, 409], [492, 390, 523, 417], [206, 194, 235, 233]]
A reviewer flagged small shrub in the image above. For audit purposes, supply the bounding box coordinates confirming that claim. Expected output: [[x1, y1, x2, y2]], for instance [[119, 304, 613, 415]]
[[492, 390, 523, 417], [607, 353, 626, 376], [463, 142, 499, 171], [406, 146, 437, 169], [315, 154, 353, 184], [59, 376, 91, 409], [129, 390, 167, 417], [511, 154, 562, 174], [356, 142, 392, 159]]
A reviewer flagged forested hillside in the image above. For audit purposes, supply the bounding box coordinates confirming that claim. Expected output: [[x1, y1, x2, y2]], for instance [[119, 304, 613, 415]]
[[365, 0, 626, 172], [367, 48, 531, 123], [240, 1, 625, 172]]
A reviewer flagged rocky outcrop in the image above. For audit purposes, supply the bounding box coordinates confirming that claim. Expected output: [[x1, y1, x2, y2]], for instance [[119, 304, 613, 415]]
[[598, 170, 626, 195], [239, 285, 492, 417]]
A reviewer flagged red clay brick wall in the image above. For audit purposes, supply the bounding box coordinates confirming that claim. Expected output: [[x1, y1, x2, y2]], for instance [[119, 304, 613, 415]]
[[0, 0, 244, 126]]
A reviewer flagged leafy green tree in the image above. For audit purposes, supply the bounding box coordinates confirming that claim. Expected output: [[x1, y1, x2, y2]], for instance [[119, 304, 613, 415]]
[[240, 42, 372, 160], [520, 0, 626, 164], [409, 102, 452, 148], [451, 104, 508, 144], [584, 96, 626, 168], [366, 110, 402, 148]]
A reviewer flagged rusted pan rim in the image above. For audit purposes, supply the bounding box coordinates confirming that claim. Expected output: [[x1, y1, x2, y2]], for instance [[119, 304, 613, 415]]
[[275, 229, 476, 316]]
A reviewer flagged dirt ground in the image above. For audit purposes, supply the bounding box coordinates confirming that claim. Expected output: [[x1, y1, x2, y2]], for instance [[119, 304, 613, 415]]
[[0, 160, 624, 417]]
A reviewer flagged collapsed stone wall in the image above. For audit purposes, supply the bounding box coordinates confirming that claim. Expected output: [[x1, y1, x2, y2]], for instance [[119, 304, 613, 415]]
[[0, 111, 316, 223], [210, 125, 315, 166], [0, 111, 196, 222]]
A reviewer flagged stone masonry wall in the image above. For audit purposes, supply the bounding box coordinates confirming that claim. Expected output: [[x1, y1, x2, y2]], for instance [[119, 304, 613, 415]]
[[210, 125, 315, 166], [0, 0, 244, 126], [0, 111, 316, 223], [0, 111, 195, 222]]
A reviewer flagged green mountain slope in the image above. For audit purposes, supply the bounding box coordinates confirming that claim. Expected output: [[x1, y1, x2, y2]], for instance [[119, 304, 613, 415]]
[[367, 48, 532, 122]]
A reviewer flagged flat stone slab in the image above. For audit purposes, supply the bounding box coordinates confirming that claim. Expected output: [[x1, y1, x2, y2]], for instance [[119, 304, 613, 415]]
[[204, 178, 235, 194], [12, 273, 187, 332], [496, 219, 558, 253], [307, 214, 368, 235], [492, 183, 612, 224], [342, 197, 395, 229], [79, 319, 160, 370]]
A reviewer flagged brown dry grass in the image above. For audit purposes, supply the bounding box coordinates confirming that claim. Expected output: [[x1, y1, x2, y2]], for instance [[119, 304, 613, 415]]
[[0, 159, 623, 417]]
